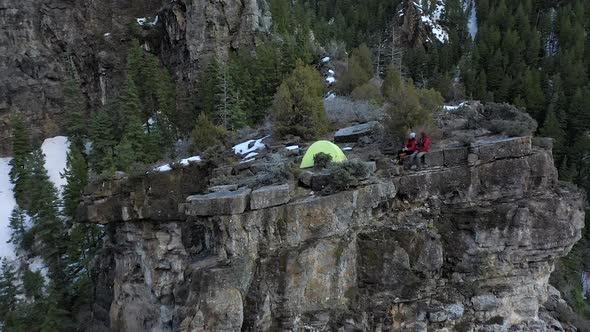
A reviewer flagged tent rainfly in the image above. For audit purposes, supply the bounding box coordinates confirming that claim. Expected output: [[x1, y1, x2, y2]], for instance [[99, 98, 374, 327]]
[[300, 140, 348, 168]]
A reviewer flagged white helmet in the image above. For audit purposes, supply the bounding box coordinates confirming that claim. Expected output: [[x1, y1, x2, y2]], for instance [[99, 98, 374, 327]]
[[409, 132, 416, 138]]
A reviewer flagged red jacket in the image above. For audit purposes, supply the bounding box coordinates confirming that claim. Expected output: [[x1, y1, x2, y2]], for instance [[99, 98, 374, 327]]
[[404, 138, 417, 152], [418, 137, 431, 152]]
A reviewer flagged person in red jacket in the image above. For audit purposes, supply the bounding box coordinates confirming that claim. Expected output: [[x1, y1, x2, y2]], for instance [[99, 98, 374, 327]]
[[411, 131, 431, 169], [397, 132, 417, 162]]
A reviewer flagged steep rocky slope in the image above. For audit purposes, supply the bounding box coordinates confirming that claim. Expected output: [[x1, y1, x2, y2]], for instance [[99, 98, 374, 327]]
[[79, 136, 586, 331], [0, 0, 270, 155]]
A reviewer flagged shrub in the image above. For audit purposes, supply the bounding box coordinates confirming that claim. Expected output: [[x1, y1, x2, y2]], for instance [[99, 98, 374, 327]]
[[313, 152, 332, 168], [254, 163, 292, 188], [336, 44, 374, 95], [191, 113, 228, 154], [383, 65, 442, 144], [202, 144, 235, 168], [482, 103, 537, 137], [325, 160, 370, 193], [272, 61, 328, 140], [351, 82, 383, 104]]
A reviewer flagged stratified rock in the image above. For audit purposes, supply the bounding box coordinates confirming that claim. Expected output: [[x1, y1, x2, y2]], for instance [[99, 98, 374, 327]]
[[250, 184, 291, 210], [79, 137, 585, 331], [186, 188, 251, 216]]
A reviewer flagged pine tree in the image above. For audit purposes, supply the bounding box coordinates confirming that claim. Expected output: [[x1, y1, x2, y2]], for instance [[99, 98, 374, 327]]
[[196, 59, 221, 118], [0, 259, 21, 317], [8, 208, 28, 251], [9, 114, 32, 208], [27, 149, 60, 218], [337, 44, 375, 95], [61, 145, 88, 219], [89, 110, 116, 174], [25, 149, 68, 291], [568, 86, 590, 137], [63, 77, 87, 149], [524, 69, 545, 120], [114, 137, 135, 172], [272, 61, 328, 140], [215, 59, 247, 130], [539, 109, 566, 161], [22, 267, 44, 300]]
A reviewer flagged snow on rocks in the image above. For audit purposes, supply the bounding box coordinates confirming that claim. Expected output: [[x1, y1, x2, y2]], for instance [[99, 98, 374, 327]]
[[41, 136, 70, 194], [152, 156, 202, 173], [443, 102, 466, 111], [136, 16, 159, 27], [326, 77, 336, 84], [321, 56, 331, 63], [413, 0, 449, 43], [232, 136, 270, 156], [0, 158, 16, 259], [286, 145, 299, 151]]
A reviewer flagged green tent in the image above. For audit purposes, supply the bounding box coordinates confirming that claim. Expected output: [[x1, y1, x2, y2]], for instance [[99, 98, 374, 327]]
[[300, 140, 348, 168]]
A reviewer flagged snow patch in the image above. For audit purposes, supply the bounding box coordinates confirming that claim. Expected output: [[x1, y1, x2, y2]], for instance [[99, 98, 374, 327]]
[[443, 102, 466, 111], [286, 145, 299, 151], [342, 147, 353, 151], [321, 57, 331, 63], [152, 156, 202, 173], [232, 136, 270, 155], [326, 77, 336, 84], [325, 92, 336, 100], [244, 152, 259, 159], [0, 158, 16, 259], [416, 0, 448, 43], [41, 136, 70, 195], [137, 16, 159, 27], [104, 32, 111, 37]]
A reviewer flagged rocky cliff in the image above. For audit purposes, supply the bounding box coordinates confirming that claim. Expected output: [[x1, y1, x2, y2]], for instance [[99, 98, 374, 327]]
[[0, 0, 270, 155], [79, 136, 586, 331]]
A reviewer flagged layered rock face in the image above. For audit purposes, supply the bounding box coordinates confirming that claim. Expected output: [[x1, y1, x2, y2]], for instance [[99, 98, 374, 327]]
[[0, 0, 270, 155], [80, 137, 586, 331]]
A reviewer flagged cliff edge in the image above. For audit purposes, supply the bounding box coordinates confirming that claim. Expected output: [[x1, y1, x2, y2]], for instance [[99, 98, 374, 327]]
[[79, 136, 586, 331]]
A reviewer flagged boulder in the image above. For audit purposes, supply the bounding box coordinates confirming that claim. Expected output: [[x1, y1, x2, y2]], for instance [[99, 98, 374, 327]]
[[311, 171, 331, 191], [475, 136, 532, 163], [185, 188, 251, 216], [250, 184, 291, 210], [334, 121, 379, 143], [299, 170, 314, 187]]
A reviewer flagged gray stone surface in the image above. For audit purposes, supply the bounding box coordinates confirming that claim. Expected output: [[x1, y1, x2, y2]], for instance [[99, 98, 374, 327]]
[[186, 188, 251, 216], [443, 147, 469, 166], [79, 137, 585, 331], [299, 170, 313, 187], [250, 184, 291, 210], [334, 121, 379, 142]]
